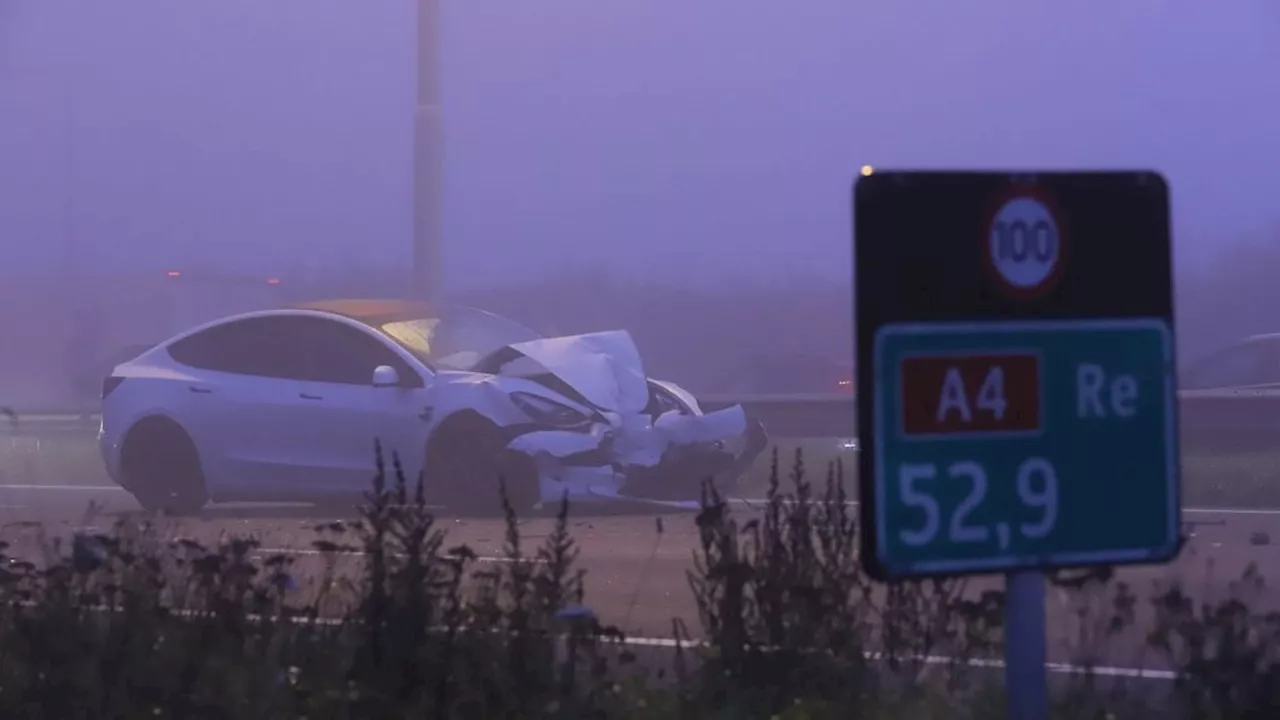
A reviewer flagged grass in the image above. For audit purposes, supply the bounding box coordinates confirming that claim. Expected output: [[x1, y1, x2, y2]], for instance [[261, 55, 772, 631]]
[[5, 432, 1280, 510], [0, 447, 1277, 717]]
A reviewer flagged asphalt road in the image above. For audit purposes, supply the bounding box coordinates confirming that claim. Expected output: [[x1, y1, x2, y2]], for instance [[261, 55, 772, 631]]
[[1, 481, 1279, 678]]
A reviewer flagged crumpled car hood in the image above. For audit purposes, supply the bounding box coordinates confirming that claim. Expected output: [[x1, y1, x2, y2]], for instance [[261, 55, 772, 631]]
[[497, 330, 651, 414]]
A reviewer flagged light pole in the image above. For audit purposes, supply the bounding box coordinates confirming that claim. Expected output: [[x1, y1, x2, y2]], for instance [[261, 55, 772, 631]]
[[60, 59, 99, 404], [413, 0, 443, 305]]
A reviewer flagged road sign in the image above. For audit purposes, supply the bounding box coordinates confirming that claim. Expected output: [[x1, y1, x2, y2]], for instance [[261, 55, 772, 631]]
[[874, 318, 1176, 576], [853, 171, 1179, 581], [983, 189, 1064, 297]]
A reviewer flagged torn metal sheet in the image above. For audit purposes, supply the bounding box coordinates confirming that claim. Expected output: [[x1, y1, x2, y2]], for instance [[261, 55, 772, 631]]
[[654, 406, 747, 446], [494, 331, 651, 414], [429, 328, 764, 504], [507, 429, 607, 458]]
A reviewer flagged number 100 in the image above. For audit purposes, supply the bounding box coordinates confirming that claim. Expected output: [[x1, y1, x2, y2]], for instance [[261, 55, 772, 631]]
[[992, 220, 1056, 263], [896, 457, 1058, 549]]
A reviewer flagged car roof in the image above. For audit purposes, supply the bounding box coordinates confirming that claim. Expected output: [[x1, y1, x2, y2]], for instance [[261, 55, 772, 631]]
[[286, 298, 433, 326]]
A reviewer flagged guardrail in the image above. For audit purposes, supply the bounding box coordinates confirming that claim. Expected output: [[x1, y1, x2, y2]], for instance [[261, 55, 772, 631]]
[[699, 394, 856, 439], [1, 410, 100, 437], [4, 414, 99, 424], [1177, 388, 1280, 455], [703, 391, 1280, 455], [8, 390, 1280, 456]]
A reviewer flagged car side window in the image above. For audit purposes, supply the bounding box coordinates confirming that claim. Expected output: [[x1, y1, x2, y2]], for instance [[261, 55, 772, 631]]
[[166, 317, 302, 379], [276, 316, 422, 387]]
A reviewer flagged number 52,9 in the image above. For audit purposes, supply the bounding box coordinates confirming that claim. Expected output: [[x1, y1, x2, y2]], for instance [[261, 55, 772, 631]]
[[896, 458, 1058, 550]]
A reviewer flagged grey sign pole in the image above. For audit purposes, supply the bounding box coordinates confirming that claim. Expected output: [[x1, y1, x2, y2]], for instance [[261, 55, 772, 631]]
[[1004, 570, 1048, 720], [413, 0, 444, 304]]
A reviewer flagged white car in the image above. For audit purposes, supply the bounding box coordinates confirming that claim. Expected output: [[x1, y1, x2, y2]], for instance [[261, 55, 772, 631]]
[[99, 299, 768, 514]]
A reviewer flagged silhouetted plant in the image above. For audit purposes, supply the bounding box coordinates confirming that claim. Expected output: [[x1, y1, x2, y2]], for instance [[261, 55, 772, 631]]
[[680, 448, 1006, 717], [1148, 563, 1280, 719]]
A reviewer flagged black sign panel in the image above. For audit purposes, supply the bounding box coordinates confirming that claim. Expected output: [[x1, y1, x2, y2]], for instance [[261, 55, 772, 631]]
[[854, 172, 1173, 325]]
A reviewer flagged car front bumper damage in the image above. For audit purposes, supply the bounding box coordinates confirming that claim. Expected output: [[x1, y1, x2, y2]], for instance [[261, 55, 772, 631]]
[[504, 405, 767, 507]]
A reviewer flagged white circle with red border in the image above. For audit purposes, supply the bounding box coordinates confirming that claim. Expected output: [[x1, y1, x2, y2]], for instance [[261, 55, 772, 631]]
[[986, 195, 1061, 292]]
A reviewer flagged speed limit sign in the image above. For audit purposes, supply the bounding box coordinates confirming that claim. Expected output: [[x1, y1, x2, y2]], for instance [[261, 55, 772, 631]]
[[985, 192, 1064, 297]]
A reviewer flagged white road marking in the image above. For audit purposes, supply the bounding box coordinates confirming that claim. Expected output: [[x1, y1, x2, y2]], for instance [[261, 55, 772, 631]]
[[619, 634, 1178, 680], [731, 498, 1280, 516], [0, 484, 125, 492], [1177, 504, 1280, 515], [0, 484, 1280, 525], [0, 485, 1278, 520], [256, 546, 545, 564], [1, 594, 1179, 682]]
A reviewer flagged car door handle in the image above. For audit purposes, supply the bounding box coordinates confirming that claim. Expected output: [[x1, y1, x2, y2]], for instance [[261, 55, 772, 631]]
[[299, 392, 323, 400], [188, 386, 212, 394]]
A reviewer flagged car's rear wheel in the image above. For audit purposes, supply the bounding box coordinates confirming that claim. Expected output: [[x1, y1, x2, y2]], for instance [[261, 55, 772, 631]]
[[424, 411, 541, 516], [120, 417, 209, 515]]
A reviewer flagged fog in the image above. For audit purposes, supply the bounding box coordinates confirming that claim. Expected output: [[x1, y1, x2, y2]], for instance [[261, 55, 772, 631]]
[[1, 0, 1278, 407]]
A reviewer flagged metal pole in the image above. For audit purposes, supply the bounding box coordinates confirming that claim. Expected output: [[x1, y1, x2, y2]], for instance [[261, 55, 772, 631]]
[[62, 68, 92, 405], [1004, 570, 1049, 720], [413, 0, 443, 304]]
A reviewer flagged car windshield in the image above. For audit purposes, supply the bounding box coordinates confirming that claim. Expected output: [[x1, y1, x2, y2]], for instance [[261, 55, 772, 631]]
[[378, 307, 543, 371]]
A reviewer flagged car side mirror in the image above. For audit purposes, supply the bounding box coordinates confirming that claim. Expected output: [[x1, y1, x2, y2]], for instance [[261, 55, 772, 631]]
[[372, 365, 401, 387]]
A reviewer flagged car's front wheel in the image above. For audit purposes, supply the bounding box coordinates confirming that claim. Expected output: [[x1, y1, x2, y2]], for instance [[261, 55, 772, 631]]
[[119, 417, 209, 515], [423, 411, 541, 516]]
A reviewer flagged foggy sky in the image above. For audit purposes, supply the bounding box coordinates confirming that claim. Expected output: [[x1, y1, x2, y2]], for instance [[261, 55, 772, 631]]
[[1, 0, 1277, 292]]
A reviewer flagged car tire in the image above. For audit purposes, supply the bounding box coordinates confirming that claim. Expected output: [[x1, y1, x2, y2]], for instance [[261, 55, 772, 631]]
[[424, 411, 541, 516], [120, 417, 209, 516]]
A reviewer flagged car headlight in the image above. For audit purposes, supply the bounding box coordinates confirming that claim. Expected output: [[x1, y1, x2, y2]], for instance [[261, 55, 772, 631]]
[[646, 381, 693, 416], [510, 392, 593, 428]]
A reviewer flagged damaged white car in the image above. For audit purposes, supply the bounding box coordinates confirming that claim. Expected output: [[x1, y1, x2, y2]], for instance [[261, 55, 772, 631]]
[[98, 299, 768, 514]]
